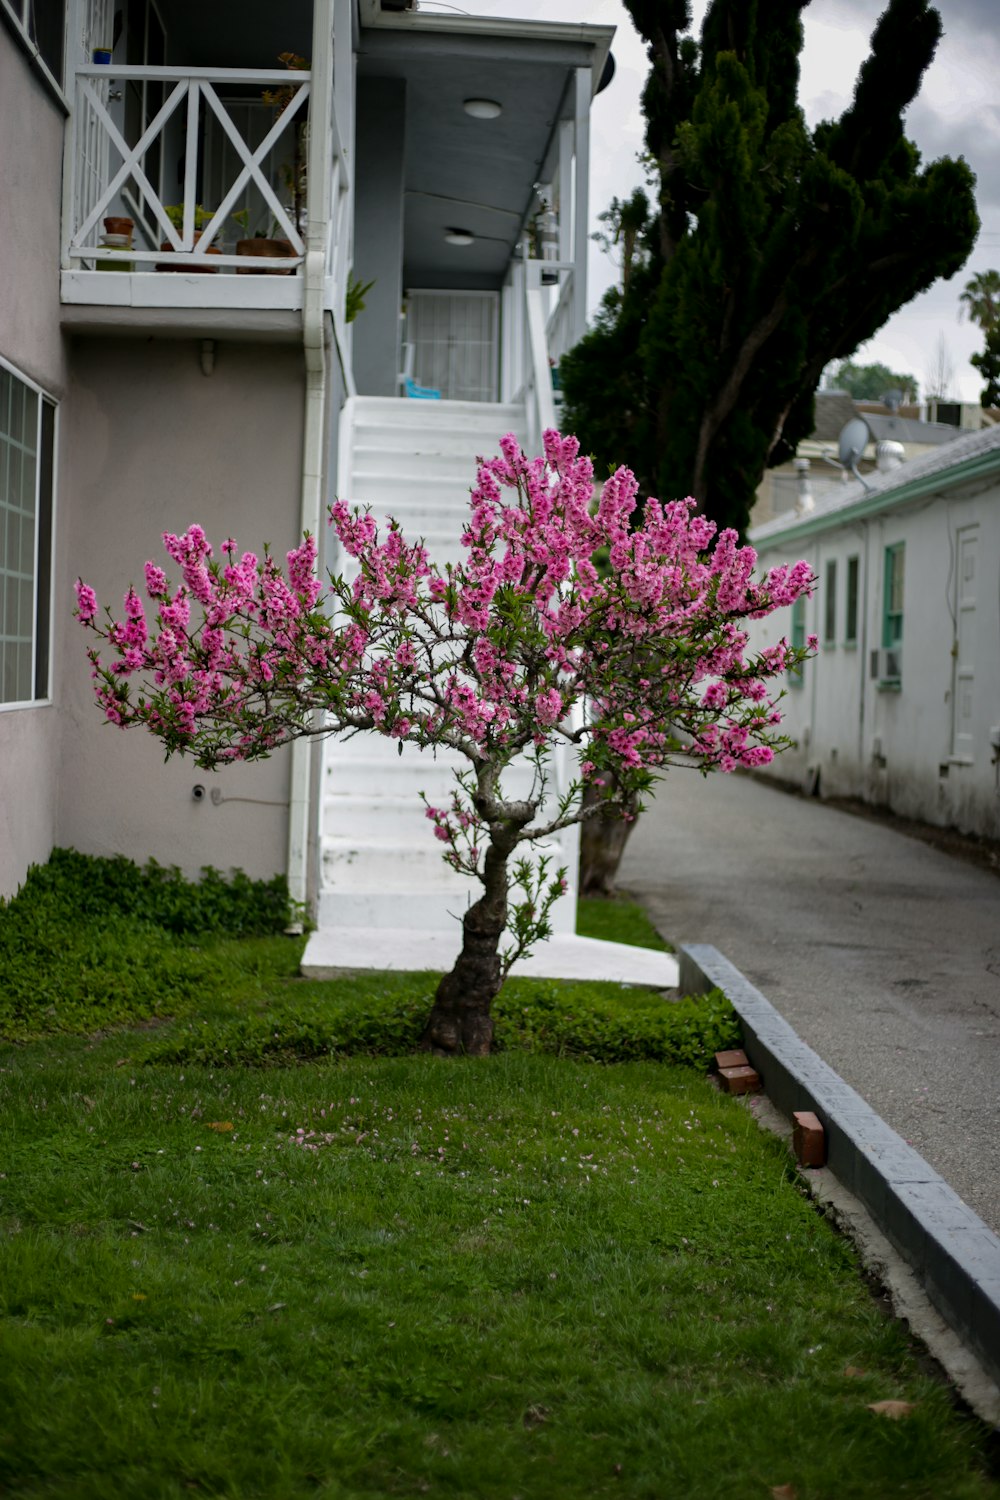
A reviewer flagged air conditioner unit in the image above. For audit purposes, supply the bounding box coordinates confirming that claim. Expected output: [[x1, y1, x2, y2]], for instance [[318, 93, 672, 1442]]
[[870, 645, 902, 682]]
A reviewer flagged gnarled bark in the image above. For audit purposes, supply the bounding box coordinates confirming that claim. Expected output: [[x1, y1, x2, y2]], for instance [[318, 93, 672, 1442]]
[[577, 779, 641, 896], [419, 798, 528, 1056]]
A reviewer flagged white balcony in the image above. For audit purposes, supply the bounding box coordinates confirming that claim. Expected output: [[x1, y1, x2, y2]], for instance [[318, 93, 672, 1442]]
[[61, 62, 351, 323]]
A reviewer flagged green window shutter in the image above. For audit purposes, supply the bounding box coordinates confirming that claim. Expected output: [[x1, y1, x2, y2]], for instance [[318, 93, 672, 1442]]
[[788, 596, 806, 688], [823, 559, 837, 644], [845, 555, 859, 644]]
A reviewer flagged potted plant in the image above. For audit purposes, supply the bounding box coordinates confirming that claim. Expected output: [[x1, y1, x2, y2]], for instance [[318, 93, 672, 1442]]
[[103, 215, 134, 242], [156, 204, 222, 272], [234, 53, 308, 275], [232, 210, 296, 275]]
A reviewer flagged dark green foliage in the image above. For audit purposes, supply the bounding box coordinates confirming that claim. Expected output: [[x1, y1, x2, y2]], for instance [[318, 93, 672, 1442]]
[[494, 981, 738, 1066], [560, 0, 979, 535], [0, 849, 297, 1039], [971, 332, 1000, 408], [1, 851, 733, 1069], [144, 982, 737, 1069], [829, 359, 919, 402], [961, 269, 1000, 406], [3, 846, 292, 935], [144, 982, 432, 1066]]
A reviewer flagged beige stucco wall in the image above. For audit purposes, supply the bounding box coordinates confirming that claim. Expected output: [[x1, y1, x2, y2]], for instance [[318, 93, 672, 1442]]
[[54, 336, 307, 884], [0, 31, 70, 898]]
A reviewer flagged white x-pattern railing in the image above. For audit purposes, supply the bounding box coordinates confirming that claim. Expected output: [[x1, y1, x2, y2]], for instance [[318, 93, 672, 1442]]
[[66, 65, 312, 272]]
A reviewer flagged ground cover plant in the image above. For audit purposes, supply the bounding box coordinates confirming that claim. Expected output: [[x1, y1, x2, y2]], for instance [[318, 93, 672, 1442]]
[[0, 852, 726, 1066], [1, 859, 998, 1497], [76, 432, 814, 1053]]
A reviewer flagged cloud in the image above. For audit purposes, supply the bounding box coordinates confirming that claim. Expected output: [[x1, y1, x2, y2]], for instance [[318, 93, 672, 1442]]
[[905, 98, 1000, 212]]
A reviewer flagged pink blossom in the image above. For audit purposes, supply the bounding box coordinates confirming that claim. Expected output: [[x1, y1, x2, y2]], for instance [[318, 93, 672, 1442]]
[[74, 580, 98, 622]]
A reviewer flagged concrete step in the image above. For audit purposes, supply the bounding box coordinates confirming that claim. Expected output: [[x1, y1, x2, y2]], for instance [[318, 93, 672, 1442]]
[[321, 837, 476, 891], [351, 439, 514, 470], [303, 925, 679, 984], [340, 491, 476, 525], [348, 395, 524, 430], [317, 888, 477, 931], [316, 880, 578, 935]]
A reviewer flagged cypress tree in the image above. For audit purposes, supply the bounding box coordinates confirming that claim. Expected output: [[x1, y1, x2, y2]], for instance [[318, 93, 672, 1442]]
[[561, 0, 979, 534]]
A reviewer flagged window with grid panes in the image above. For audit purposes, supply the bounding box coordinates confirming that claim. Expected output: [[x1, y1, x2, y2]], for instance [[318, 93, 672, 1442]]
[[0, 362, 55, 706], [1, 0, 65, 86]]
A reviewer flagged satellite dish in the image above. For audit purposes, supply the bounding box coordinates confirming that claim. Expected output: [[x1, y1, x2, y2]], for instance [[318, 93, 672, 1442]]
[[837, 416, 874, 492]]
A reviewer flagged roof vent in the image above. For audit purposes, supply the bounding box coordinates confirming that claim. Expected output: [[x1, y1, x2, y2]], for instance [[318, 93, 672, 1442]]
[[794, 457, 814, 514], [876, 440, 905, 472]]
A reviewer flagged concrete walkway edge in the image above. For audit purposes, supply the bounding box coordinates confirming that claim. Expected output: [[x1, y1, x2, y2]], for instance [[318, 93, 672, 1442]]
[[680, 942, 1000, 1396]]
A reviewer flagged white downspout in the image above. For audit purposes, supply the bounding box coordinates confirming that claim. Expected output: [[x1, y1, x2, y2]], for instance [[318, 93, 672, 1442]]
[[572, 66, 591, 346], [286, 0, 335, 930]]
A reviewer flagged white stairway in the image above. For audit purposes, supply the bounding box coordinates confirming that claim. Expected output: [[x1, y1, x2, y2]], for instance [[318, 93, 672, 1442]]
[[312, 395, 581, 940]]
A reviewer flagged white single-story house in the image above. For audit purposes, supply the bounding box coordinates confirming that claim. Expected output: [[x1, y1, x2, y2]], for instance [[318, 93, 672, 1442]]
[[747, 425, 1000, 841]]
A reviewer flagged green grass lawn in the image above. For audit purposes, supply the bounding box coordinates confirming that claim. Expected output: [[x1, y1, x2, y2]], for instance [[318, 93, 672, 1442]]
[[0, 855, 996, 1498], [576, 893, 673, 952]]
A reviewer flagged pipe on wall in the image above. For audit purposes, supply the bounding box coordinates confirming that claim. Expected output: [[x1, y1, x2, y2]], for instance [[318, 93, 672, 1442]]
[[285, 0, 336, 930]]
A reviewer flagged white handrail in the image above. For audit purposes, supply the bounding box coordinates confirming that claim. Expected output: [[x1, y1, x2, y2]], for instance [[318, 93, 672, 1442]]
[[66, 64, 312, 269]]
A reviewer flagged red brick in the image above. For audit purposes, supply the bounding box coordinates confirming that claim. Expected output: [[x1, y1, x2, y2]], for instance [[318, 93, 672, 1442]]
[[718, 1064, 761, 1095], [792, 1110, 826, 1167], [714, 1049, 749, 1071]]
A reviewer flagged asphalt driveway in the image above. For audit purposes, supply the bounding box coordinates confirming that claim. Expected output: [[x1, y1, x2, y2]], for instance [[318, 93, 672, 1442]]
[[621, 769, 1000, 1235]]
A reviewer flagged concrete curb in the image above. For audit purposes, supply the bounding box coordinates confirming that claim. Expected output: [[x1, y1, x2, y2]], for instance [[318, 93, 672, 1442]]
[[680, 942, 1000, 1395]]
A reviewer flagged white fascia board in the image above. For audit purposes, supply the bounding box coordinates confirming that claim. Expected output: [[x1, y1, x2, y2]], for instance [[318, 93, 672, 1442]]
[[358, 2, 614, 94]]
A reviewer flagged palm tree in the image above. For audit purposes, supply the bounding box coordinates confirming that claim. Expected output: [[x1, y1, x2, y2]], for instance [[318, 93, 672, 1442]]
[[960, 270, 1000, 332], [960, 270, 1000, 407]]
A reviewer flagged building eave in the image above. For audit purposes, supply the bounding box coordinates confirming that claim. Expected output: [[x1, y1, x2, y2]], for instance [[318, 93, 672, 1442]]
[[357, 1, 614, 95], [750, 448, 1000, 551]]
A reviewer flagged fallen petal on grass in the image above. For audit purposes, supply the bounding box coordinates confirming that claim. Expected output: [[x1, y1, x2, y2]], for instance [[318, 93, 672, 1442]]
[[868, 1400, 920, 1420]]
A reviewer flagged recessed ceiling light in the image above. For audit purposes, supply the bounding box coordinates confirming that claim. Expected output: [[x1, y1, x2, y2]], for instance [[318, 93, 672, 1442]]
[[463, 98, 502, 120], [444, 227, 474, 246]]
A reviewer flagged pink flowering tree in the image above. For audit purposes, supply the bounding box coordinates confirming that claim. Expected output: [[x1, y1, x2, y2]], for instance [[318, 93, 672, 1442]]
[[75, 431, 814, 1055]]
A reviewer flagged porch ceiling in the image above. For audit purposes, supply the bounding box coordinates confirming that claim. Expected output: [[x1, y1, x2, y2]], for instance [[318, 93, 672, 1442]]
[[358, 27, 608, 291], [153, 0, 313, 69]]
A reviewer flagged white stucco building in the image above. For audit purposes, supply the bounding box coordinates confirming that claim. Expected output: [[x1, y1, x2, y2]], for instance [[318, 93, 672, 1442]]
[[0, 0, 613, 936], [747, 427, 1000, 840]]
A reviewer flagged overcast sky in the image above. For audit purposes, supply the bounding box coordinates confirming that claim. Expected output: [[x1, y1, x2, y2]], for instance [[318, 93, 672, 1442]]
[[443, 0, 1000, 402]]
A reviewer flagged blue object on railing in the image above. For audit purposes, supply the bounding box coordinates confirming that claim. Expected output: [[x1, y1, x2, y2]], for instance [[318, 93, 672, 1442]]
[[404, 376, 441, 400]]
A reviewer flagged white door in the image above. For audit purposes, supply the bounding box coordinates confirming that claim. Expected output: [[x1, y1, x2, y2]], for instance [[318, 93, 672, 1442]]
[[406, 292, 500, 402], [951, 525, 978, 760]]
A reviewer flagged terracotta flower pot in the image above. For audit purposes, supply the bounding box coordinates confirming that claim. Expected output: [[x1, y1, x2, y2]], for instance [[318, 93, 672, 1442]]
[[103, 216, 134, 242], [235, 237, 297, 276]]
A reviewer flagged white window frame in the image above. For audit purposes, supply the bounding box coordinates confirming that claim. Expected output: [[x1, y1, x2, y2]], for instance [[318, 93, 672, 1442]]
[[0, 354, 58, 713], [1, 0, 69, 105]]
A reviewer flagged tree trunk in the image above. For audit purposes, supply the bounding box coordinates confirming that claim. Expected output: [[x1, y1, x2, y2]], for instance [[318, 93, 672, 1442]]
[[419, 837, 514, 1056], [578, 780, 640, 896]]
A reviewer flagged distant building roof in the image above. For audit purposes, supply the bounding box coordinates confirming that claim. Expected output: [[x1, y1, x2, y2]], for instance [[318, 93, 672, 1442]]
[[751, 425, 1000, 547], [862, 412, 965, 446], [810, 390, 858, 443]]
